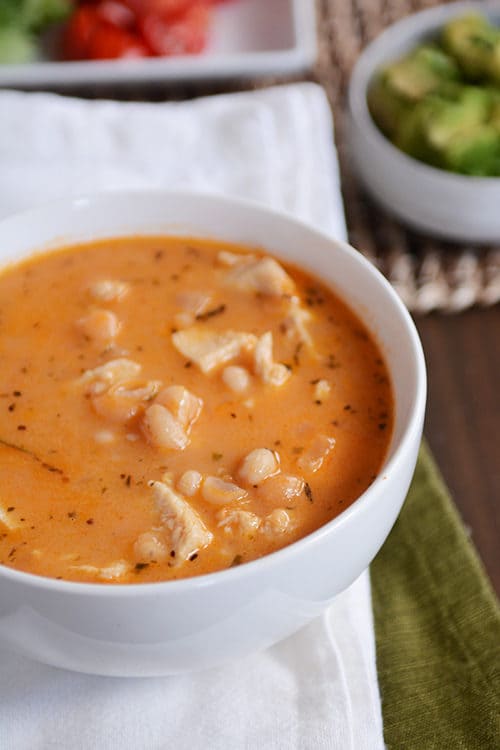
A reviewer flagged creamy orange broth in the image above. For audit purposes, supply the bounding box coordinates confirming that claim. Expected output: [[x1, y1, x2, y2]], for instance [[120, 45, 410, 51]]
[[0, 236, 393, 583]]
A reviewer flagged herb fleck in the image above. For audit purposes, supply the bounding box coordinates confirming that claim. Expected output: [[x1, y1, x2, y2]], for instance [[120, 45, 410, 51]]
[[304, 483, 314, 503], [195, 304, 226, 321], [293, 342, 303, 366]]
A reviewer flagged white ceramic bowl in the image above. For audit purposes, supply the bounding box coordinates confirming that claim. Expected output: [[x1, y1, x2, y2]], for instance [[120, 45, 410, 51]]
[[0, 191, 426, 677], [349, 1, 500, 243]]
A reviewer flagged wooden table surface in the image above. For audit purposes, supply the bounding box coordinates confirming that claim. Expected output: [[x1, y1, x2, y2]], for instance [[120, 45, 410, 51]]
[[416, 307, 500, 595]]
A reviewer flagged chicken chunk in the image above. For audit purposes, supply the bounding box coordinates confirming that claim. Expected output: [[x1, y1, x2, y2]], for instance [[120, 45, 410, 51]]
[[92, 380, 162, 423], [261, 509, 293, 536], [156, 385, 203, 431], [282, 298, 314, 348], [94, 429, 116, 444], [238, 448, 280, 487], [297, 435, 336, 474], [174, 291, 212, 328], [0, 503, 18, 530], [151, 480, 213, 564], [217, 250, 255, 267], [225, 256, 295, 297], [202, 477, 248, 505], [257, 474, 305, 505], [177, 470, 203, 497], [254, 332, 291, 387], [133, 532, 169, 563], [222, 365, 251, 393], [141, 404, 189, 451], [77, 309, 121, 344], [172, 328, 257, 374], [313, 379, 331, 402], [217, 508, 261, 535], [71, 560, 130, 580], [88, 279, 129, 302], [77, 358, 141, 395]]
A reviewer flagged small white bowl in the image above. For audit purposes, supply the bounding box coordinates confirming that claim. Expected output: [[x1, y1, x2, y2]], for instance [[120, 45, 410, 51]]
[[0, 191, 426, 676], [349, 1, 500, 243]]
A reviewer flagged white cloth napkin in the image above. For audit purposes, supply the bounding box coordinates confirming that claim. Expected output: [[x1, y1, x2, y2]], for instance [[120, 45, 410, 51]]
[[0, 83, 384, 750]]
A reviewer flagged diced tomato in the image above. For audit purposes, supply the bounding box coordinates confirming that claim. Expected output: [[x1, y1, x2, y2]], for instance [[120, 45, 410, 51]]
[[63, 0, 216, 60], [63, 4, 148, 61], [123, 0, 196, 21], [139, 3, 209, 56], [96, 1, 136, 29], [62, 6, 99, 60], [87, 23, 149, 59]]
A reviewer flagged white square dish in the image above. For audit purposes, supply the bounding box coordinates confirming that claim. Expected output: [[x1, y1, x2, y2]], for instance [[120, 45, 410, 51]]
[[0, 0, 317, 87]]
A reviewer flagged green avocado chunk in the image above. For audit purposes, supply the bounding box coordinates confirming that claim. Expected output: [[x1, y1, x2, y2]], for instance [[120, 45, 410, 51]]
[[444, 125, 500, 176], [442, 14, 499, 82], [367, 45, 460, 139]]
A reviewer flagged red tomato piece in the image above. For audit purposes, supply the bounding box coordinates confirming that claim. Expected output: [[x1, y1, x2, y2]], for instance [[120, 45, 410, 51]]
[[124, 0, 195, 21], [62, 6, 100, 60], [139, 3, 210, 56], [87, 22, 149, 59], [96, 1, 136, 29]]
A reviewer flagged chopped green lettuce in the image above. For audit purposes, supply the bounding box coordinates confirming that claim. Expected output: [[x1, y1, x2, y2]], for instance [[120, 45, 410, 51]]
[[0, 0, 72, 64]]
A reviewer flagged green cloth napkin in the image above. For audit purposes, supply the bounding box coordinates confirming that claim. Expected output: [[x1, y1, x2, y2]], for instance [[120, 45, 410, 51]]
[[371, 443, 500, 749]]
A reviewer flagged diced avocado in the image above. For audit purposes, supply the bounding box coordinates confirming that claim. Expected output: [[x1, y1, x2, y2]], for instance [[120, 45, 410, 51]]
[[369, 44, 462, 138], [395, 86, 493, 168], [442, 14, 499, 81], [367, 76, 412, 139], [490, 100, 500, 132], [413, 45, 461, 81], [488, 40, 500, 85], [394, 104, 438, 164], [426, 87, 491, 149], [382, 45, 459, 103], [443, 125, 500, 175], [0, 27, 36, 64]]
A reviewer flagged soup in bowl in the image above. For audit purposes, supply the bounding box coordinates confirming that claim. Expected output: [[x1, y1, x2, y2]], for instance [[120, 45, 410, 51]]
[[0, 192, 426, 676]]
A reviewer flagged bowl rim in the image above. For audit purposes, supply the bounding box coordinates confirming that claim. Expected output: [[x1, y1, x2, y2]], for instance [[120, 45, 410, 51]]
[[348, 0, 500, 187], [0, 189, 426, 597]]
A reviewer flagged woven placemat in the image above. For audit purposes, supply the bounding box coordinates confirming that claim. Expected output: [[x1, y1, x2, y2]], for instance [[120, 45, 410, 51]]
[[54, 0, 500, 314]]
